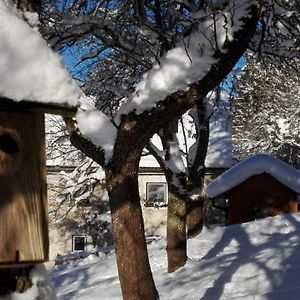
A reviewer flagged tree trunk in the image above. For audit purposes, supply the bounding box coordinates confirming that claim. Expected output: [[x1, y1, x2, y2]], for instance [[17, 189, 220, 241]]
[[105, 145, 158, 300], [160, 122, 187, 273], [187, 100, 210, 237], [166, 179, 187, 273]]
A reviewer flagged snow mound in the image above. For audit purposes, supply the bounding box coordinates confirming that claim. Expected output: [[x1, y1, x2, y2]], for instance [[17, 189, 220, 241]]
[[207, 154, 300, 198]]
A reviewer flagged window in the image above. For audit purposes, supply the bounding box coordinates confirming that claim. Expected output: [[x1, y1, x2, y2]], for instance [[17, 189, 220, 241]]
[[145, 182, 167, 206], [72, 235, 87, 252]]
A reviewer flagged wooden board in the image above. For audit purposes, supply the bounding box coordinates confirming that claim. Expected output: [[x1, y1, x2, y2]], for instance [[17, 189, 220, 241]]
[[0, 111, 48, 265]]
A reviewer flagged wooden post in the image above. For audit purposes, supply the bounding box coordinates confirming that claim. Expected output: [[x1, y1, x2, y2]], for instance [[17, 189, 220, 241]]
[[0, 110, 48, 266]]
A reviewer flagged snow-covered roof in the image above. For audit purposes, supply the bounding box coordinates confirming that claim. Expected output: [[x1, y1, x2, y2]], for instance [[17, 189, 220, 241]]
[[0, 0, 85, 107], [207, 154, 300, 198], [204, 96, 232, 169]]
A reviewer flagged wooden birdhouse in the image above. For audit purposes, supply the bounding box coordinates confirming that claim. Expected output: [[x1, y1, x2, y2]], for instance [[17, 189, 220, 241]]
[[0, 0, 80, 269], [0, 107, 48, 266]]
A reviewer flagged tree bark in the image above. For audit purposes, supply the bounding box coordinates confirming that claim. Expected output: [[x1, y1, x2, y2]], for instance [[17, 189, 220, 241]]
[[17, 0, 41, 13], [166, 176, 187, 273], [105, 135, 158, 300], [147, 121, 188, 273], [187, 100, 210, 237], [63, 1, 261, 296], [161, 122, 188, 273]]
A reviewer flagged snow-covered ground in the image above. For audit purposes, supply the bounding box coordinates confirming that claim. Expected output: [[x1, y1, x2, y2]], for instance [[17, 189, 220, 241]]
[[50, 213, 300, 299]]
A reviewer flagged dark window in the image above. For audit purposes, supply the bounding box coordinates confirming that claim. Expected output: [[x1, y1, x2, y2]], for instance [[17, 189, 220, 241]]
[[72, 235, 86, 252], [146, 182, 167, 205]]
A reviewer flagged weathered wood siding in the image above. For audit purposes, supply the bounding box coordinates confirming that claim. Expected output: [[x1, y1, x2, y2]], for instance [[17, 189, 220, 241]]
[[227, 173, 297, 225], [0, 111, 48, 265]]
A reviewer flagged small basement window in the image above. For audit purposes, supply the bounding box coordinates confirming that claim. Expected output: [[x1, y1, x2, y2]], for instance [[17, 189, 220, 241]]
[[145, 182, 167, 206], [72, 235, 87, 252]]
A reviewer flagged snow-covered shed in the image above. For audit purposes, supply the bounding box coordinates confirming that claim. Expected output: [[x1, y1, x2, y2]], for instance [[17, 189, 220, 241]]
[[207, 154, 300, 225]]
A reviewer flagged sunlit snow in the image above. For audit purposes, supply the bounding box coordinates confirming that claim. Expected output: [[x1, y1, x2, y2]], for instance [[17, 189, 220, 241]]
[[117, 1, 253, 117], [49, 213, 300, 299], [0, 0, 85, 106]]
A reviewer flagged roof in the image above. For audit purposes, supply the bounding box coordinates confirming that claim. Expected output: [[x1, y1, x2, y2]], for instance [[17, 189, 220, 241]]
[[0, 0, 85, 108], [207, 154, 300, 198], [204, 103, 232, 168]]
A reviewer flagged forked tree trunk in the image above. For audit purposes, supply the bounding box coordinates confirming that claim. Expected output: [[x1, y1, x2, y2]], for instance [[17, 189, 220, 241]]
[[166, 178, 187, 273], [160, 122, 188, 273], [187, 100, 210, 237], [105, 146, 158, 300]]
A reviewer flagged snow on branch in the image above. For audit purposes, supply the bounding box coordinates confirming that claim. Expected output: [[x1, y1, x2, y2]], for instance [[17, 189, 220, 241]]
[[76, 109, 117, 163], [117, 0, 256, 117]]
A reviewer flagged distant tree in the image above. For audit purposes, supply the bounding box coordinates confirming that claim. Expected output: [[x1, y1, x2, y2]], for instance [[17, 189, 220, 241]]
[[233, 57, 300, 166], [45, 115, 114, 251]]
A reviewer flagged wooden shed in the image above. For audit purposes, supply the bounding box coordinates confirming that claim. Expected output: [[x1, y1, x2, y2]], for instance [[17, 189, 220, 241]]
[[207, 154, 300, 225]]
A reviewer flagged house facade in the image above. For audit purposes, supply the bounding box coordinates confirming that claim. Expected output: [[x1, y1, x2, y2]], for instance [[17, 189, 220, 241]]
[[47, 98, 232, 263]]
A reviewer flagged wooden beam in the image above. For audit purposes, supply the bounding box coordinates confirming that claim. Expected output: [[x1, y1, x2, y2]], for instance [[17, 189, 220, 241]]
[[0, 97, 77, 117]]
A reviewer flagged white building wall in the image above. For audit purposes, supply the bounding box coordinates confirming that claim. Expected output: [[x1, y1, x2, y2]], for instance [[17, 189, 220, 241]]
[[138, 173, 167, 237], [47, 170, 169, 262]]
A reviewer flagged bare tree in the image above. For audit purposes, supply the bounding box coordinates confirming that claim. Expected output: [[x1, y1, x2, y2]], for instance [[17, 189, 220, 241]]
[[39, 0, 299, 299], [233, 57, 300, 165]]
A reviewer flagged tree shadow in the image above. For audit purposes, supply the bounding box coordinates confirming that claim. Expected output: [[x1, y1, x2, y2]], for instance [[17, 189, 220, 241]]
[[49, 253, 120, 299], [199, 214, 300, 299]]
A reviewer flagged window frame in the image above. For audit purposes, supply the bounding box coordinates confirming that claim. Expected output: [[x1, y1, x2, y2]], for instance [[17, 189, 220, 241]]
[[145, 182, 167, 207], [72, 235, 87, 252]]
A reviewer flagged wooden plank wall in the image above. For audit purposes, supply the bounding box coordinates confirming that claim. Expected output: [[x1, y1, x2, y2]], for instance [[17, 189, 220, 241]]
[[0, 111, 48, 265]]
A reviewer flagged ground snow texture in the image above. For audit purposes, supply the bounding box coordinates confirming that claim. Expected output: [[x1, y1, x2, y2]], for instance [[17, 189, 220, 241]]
[[50, 213, 300, 299]]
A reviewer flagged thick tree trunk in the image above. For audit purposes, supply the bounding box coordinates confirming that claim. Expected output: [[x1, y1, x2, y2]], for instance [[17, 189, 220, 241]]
[[147, 136, 188, 273], [166, 181, 187, 273], [105, 145, 158, 300], [186, 192, 204, 238]]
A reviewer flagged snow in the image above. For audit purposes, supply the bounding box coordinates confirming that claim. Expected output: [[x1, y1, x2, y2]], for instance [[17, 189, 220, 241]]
[[117, 0, 253, 118], [207, 154, 300, 198], [205, 94, 233, 168], [49, 213, 300, 299], [76, 109, 117, 163], [0, 0, 250, 164], [164, 140, 186, 174], [0, 0, 85, 106], [139, 100, 232, 170]]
